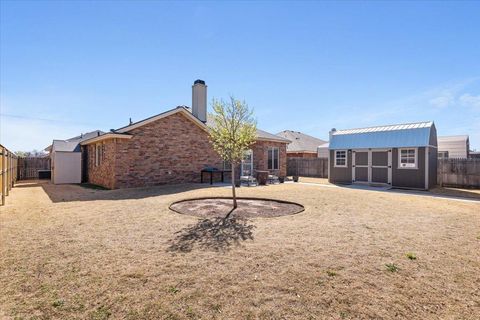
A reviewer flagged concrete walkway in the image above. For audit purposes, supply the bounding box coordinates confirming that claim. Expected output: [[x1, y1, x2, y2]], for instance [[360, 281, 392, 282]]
[[296, 181, 480, 204]]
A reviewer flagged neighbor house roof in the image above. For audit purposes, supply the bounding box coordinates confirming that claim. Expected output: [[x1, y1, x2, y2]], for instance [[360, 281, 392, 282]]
[[329, 121, 436, 149], [51, 130, 105, 152], [276, 130, 327, 153]]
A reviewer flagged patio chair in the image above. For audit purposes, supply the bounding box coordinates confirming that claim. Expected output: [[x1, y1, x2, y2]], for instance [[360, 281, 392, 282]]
[[240, 175, 258, 187], [267, 174, 280, 185]]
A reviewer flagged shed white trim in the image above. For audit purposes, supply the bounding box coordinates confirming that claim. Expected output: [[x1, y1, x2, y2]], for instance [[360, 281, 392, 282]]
[[397, 147, 418, 170]]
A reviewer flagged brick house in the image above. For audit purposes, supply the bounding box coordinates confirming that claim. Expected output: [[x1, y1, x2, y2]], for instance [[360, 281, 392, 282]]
[[80, 80, 290, 189]]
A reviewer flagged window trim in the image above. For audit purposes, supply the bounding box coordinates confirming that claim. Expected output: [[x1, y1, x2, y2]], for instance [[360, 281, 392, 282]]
[[241, 149, 253, 176], [398, 147, 418, 169], [438, 151, 449, 159], [268, 147, 279, 170], [95, 143, 101, 167], [334, 150, 348, 168]]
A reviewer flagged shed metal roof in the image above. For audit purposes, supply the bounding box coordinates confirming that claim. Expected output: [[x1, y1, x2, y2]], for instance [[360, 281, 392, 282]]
[[329, 121, 435, 149]]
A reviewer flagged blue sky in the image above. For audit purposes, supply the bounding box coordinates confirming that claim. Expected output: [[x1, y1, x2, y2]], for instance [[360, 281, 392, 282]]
[[1, 1, 479, 151]]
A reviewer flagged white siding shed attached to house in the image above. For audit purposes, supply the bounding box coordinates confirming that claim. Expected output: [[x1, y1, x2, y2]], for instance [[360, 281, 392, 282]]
[[52, 151, 82, 184], [49, 130, 103, 184]]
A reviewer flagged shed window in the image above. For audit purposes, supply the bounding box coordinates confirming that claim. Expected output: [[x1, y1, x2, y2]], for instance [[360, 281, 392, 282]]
[[268, 147, 279, 170], [399, 148, 417, 169], [334, 150, 347, 167]]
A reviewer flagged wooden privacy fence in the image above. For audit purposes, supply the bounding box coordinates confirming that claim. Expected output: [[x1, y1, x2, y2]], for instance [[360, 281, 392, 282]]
[[1, 144, 18, 206], [17, 157, 51, 180], [287, 157, 329, 178], [438, 158, 480, 188]]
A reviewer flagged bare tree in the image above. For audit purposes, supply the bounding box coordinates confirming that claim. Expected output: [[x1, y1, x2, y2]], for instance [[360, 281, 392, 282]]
[[209, 97, 257, 210]]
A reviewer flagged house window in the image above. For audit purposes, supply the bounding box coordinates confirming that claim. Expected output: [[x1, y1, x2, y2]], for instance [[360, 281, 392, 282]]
[[268, 147, 279, 170], [223, 160, 231, 170], [241, 149, 253, 176], [438, 151, 449, 159], [334, 150, 347, 167], [95, 144, 102, 167], [399, 148, 417, 169]]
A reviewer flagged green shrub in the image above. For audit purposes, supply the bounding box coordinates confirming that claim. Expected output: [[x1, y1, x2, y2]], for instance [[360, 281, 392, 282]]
[[406, 252, 417, 260], [168, 286, 180, 294], [385, 263, 399, 272], [52, 299, 64, 308], [326, 270, 337, 277]]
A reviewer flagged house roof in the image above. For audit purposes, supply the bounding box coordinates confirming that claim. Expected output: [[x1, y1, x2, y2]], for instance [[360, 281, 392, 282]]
[[80, 132, 133, 145], [276, 130, 327, 152], [81, 106, 289, 145], [52, 140, 82, 152], [206, 114, 290, 143], [329, 121, 435, 149], [52, 130, 105, 152], [318, 142, 329, 149], [116, 107, 207, 133]]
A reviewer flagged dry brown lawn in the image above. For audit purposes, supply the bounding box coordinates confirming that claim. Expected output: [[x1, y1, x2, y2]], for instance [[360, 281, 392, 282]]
[[1, 180, 479, 319]]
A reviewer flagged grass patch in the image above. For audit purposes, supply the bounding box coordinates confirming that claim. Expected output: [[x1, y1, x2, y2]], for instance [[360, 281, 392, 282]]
[[168, 286, 180, 294], [326, 270, 337, 277], [90, 306, 111, 320], [385, 263, 399, 272], [52, 299, 64, 308], [406, 252, 417, 260]]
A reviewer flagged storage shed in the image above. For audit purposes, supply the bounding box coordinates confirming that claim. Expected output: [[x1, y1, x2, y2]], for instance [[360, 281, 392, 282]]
[[328, 121, 437, 190], [49, 130, 103, 184]]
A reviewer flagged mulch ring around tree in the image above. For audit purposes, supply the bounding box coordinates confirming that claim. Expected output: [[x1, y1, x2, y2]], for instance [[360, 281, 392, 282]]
[[169, 197, 304, 218]]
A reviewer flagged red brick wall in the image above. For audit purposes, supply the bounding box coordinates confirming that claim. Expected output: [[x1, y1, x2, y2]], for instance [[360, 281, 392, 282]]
[[112, 112, 223, 188], [86, 139, 116, 189], [84, 112, 288, 189], [251, 140, 287, 177]]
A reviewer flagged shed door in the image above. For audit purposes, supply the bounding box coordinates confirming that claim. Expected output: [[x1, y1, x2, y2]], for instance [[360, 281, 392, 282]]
[[352, 151, 369, 182], [353, 149, 392, 185], [371, 151, 390, 184]]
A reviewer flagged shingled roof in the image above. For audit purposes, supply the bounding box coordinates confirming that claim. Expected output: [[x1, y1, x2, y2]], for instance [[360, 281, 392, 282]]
[[51, 130, 104, 152], [276, 130, 327, 153], [206, 112, 290, 143]]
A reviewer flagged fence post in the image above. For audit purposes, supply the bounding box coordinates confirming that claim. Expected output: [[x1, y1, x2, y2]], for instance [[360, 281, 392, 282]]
[[1, 147, 5, 205]]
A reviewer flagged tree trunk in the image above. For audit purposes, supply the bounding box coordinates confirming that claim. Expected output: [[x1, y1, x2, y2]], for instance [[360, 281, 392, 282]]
[[231, 163, 237, 209]]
